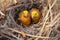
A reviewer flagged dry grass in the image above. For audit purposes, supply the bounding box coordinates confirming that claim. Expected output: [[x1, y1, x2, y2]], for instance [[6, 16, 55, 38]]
[[0, 0, 60, 40]]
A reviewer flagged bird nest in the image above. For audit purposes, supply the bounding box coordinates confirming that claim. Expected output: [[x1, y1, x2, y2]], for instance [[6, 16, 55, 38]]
[[0, 0, 60, 40]]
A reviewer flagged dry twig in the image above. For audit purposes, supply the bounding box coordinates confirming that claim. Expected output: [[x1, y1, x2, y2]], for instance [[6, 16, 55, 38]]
[[7, 28, 49, 38]]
